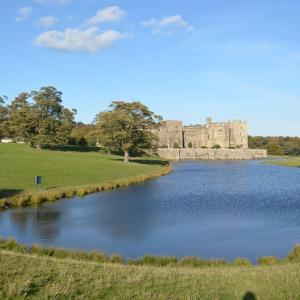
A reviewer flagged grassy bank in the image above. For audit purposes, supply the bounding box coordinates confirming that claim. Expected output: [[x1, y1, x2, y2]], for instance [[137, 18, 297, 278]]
[[266, 156, 300, 167], [1, 239, 300, 299], [0, 143, 171, 209]]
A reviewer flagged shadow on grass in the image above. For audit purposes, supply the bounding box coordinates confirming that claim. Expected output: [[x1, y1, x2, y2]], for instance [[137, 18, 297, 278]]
[[0, 189, 23, 199], [40, 144, 101, 153], [109, 157, 169, 166]]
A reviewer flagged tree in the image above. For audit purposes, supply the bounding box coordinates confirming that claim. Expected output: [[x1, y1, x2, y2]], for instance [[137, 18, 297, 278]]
[[8, 92, 35, 141], [0, 95, 9, 139], [56, 108, 77, 144], [95, 101, 162, 162], [267, 143, 284, 156], [31, 86, 76, 148], [70, 123, 97, 146]]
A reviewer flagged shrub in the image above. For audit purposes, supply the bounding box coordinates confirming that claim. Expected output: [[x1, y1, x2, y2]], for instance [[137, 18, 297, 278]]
[[0, 237, 27, 253], [286, 245, 300, 262], [267, 143, 284, 156], [31, 244, 48, 256], [257, 256, 278, 266], [110, 254, 124, 264], [89, 250, 109, 263], [179, 257, 226, 267], [128, 255, 178, 267], [232, 258, 252, 266]]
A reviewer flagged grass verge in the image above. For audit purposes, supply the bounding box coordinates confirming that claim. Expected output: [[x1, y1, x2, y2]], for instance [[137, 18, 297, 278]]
[[1, 239, 300, 299], [0, 143, 171, 209], [1, 237, 300, 267]]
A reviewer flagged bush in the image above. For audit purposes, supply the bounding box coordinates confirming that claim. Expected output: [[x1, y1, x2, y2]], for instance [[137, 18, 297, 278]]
[[212, 145, 221, 149], [110, 254, 124, 264], [180, 257, 225, 267], [89, 250, 109, 263], [0, 237, 27, 253], [287, 245, 300, 262], [267, 143, 284, 156], [128, 255, 178, 267], [232, 258, 252, 266], [257, 256, 278, 266]]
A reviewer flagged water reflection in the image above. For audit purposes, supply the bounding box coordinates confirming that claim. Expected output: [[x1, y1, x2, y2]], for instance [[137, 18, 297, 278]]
[[7, 207, 62, 241], [1, 160, 300, 262]]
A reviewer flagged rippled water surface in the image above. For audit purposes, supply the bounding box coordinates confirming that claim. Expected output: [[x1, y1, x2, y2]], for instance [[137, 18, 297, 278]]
[[1, 160, 300, 262]]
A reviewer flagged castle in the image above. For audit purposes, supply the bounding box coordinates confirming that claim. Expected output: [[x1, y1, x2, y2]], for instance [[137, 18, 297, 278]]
[[158, 117, 248, 149]]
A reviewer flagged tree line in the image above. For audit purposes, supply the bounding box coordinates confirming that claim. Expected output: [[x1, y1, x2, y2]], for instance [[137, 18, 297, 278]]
[[249, 136, 300, 155], [1, 86, 299, 160], [0, 87, 76, 149], [0, 87, 161, 162]]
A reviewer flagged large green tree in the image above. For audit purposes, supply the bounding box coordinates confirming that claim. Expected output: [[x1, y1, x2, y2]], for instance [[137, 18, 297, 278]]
[[30, 86, 76, 148], [95, 101, 162, 162], [0, 95, 9, 139], [2, 87, 76, 147], [8, 92, 35, 141], [70, 123, 97, 146]]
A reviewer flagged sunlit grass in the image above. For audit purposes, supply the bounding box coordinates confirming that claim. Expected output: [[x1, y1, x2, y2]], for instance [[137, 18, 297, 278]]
[[265, 156, 300, 167], [1, 238, 300, 299], [0, 143, 171, 208]]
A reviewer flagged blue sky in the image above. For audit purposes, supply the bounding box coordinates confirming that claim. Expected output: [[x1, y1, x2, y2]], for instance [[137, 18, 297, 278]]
[[1, 0, 300, 135]]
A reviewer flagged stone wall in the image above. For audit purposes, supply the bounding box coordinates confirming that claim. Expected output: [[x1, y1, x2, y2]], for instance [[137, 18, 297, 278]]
[[157, 148, 267, 160]]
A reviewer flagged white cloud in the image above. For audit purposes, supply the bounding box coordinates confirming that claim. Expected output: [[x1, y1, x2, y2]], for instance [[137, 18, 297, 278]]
[[142, 15, 193, 34], [38, 15, 58, 28], [35, 27, 126, 53], [86, 6, 127, 26], [16, 7, 33, 22]]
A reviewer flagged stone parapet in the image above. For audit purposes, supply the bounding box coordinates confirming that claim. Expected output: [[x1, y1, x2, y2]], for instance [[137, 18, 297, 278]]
[[157, 148, 267, 160]]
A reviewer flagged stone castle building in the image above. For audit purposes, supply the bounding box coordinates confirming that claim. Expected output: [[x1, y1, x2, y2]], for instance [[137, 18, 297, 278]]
[[158, 117, 248, 149]]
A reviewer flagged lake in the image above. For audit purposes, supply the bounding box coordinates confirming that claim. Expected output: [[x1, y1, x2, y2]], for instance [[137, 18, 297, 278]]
[[1, 160, 300, 262]]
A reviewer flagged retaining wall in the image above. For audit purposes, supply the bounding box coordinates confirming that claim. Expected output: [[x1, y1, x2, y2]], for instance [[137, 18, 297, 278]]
[[157, 148, 267, 160]]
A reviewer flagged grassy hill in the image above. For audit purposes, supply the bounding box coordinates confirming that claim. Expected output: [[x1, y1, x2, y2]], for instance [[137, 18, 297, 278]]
[[1, 248, 300, 299], [0, 143, 170, 207]]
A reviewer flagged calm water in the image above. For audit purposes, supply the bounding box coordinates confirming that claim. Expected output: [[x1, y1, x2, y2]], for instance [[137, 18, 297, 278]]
[[1, 160, 300, 262]]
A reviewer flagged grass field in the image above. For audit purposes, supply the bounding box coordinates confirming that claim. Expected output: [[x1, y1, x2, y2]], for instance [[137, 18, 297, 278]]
[[1, 249, 300, 299], [0, 143, 170, 207], [265, 156, 300, 167]]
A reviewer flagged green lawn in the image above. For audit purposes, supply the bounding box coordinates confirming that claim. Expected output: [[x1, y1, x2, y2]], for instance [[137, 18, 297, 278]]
[[0, 143, 168, 200], [266, 156, 300, 168], [1, 250, 300, 299]]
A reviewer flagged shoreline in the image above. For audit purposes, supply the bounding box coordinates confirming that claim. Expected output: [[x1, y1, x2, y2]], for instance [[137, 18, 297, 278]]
[[0, 165, 172, 210], [0, 236, 299, 267]]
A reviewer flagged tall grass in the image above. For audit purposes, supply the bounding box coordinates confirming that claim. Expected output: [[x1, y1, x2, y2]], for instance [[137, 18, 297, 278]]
[[0, 165, 172, 209], [1, 237, 300, 268]]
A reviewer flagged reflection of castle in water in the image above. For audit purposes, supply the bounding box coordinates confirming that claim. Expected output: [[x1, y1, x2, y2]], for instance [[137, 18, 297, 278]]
[[158, 117, 248, 149]]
